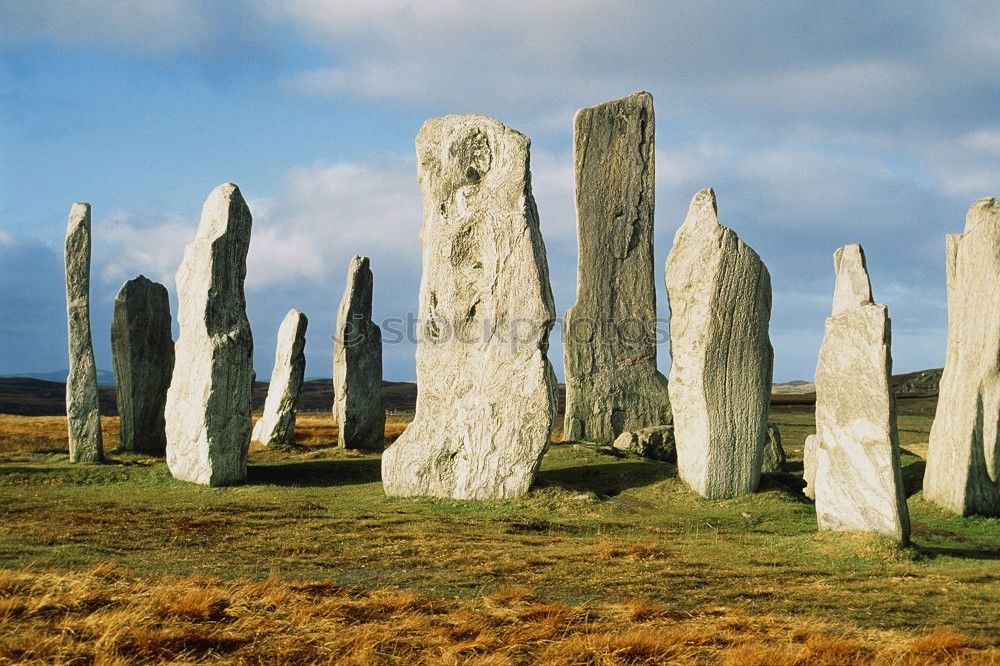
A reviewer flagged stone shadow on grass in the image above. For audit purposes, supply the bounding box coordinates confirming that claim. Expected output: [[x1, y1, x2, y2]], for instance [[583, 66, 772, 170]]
[[247, 458, 382, 487], [534, 460, 676, 497]]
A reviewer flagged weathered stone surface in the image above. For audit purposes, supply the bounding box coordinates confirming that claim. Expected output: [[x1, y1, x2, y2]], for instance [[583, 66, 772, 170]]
[[381, 115, 557, 500], [563, 92, 671, 443], [252, 309, 308, 447], [761, 423, 786, 474], [925, 197, 1000, 516], [803, 434, 819, 499], [111, 275, 174, 455], [612, 425, 675, 462], [164, 183, 254, 486], [664, 188, 773, 499], [65, 202, 104, 463], [813, 244, 910, 542], [333, 256, 384, 451]]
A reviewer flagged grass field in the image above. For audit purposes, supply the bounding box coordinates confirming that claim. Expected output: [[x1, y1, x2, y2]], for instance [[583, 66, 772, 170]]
[[0, 399, 997, 664]]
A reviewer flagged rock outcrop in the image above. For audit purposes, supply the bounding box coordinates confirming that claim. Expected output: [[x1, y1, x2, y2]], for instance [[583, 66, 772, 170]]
[[924, 197, 1000, 516], [252, 309, 308, 447], [563, 92, 671, 443], [664, 188, 773, 499], [381, 115, 557, 499], [111, 275, 174, 455], [813, 244, 910, 542], [164, 183, 254, 486], [612, 425, 675, 462], [761, 423, 786, 474], [65, 202, 104, 463], [333, 256, 384, 451]]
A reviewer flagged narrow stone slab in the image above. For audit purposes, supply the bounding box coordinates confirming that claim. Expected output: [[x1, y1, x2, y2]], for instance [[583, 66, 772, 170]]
[[381, 115, 557, 500], [252, 308, 308, 447], [803, 434, 819, 499], [664, 188, 773, 499], [333, 256, 384, 451], [65, 202, 104, 463], [164, 183, 254, 486], [813, 244, 910, 542], [925, 197, 1000, 516], [111, 275, 174, 455], [563, 92, 671, 443], [761, 423, 786, 474]]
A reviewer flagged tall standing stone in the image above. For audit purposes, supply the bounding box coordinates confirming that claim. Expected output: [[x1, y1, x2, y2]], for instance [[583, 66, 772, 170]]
[[252, 308, 308, 447], [111, 275, 174, 455], [65, 203, 104, 463], [164, 183, 253, 486], [563, 92, 671, 442], [333, 256, 384, 451], [924, 197, 1000, 517], [381, 115, 557, 499], [813, 244, 910, 542], [664, 188, 772, 499]]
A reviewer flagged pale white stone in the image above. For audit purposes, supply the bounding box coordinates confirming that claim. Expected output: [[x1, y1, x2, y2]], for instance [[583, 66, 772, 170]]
[[563, 92, 671, 442], [803, 434, 819, 499], [813, 244, 910, 542], [381, 114, 557, 500], [333, 256, 384, 451], [65, 202, 104, 463], [252, 309, 308, 447], [165, 183, 254, 486], [924, 197, 1000, 516], [111, 275, 174, 455], [664, 188, 773, 499]]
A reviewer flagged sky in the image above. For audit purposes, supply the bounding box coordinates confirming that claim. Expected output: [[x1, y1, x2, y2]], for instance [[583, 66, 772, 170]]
[[1, 0, 999, 383]]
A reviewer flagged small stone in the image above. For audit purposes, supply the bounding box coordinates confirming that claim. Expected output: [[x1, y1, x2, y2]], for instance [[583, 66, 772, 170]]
[[111, 275, 174, 455], [924, 197, 1000, 517], [252, 309, 308, 447], [803, 434, 818, 499], [65, 202, 104, 463], [381, 114, 557, 500], [664, 188, 773, 499], [164, 183, 254, 486], [333, 256, 385, 451], [761, 423, 786, 474], [813, 244, 910, 543], [563, 92, 672, 443], [612, 425, 676, 462]]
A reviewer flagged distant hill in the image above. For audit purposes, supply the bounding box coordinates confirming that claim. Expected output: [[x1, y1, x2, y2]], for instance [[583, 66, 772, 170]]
[[1, 369, 116, 386], [0, 369, 942, 417]]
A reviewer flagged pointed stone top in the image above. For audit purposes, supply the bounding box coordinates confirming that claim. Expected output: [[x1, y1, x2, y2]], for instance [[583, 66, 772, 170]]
[[963, 196, 999, 235], [831, 243, 873, 315], [350, 255, 370, 271], [67, 202, 90, 234], [680, 188, 719, 232], [196, 183, 249, 241], [285, 307, 305, 319]]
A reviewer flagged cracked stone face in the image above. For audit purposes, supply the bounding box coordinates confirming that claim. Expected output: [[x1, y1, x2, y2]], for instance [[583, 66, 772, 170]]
[[164, 183, 253, 487], [924, 197, 1000, 517], [381, 114, 557, 500], [562, 92, 671, 444], [664, 188, 773, 500]]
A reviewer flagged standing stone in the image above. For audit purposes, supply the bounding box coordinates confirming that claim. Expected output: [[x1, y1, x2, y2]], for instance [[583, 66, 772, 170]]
[[925, 197, 1000, 516], [803, 434, 819, 499], [65, 203, 104, 463], [664, 188, 773, 499], [813, 244, 910, 542], [252, 309, 308, 447], [164, 183, 253, 486], [761, 423, 786, 474], [111, 276, 174, 455], [333, 256, 384, 451], [381, 115, 557, 499], [563, 92, 671, 443]]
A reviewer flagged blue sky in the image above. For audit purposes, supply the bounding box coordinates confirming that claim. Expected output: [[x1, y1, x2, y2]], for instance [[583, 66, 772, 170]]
[[2, 1, 999, 383]]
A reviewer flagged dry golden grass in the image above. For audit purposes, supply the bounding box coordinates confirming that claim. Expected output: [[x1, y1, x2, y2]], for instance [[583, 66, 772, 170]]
[[1, 565, 996, 665]]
